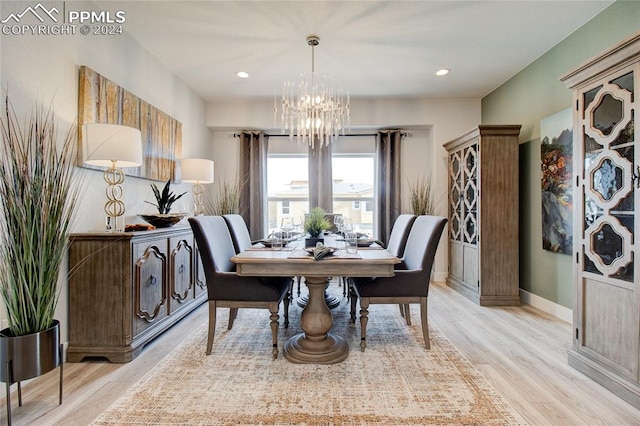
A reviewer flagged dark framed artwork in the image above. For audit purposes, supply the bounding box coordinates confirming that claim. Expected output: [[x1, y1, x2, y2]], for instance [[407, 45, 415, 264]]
[[78, 65, 182, 182], [540, 108, 573, 255]]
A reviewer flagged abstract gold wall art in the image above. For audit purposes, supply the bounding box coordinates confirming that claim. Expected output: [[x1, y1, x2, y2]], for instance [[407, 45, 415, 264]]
[[78, 65, 182, 182]]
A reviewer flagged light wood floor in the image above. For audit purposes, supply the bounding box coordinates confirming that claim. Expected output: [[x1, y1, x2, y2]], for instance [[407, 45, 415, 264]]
[[2, 281, 640, 425]]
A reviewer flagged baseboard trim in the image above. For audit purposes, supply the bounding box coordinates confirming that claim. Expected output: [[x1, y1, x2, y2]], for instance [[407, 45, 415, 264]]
[[519, 289, 572, 323], [433, 271, 447, 282]]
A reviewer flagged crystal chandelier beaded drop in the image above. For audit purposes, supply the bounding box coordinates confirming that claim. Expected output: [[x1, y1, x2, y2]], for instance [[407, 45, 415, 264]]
[[278, 35, 350, 148]]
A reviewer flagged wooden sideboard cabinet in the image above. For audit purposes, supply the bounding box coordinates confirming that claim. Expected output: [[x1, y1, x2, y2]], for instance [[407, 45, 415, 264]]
[[443, 125, 521, 306], [561, 32, 640, 408], [67, 226, 206, 363]]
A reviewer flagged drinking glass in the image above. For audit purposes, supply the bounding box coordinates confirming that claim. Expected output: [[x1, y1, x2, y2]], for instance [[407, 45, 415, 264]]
[[280, 217, 294, 250], [271, 230, 283, 250], [343, 217, 354, 233], [346, 231, 358, 254]]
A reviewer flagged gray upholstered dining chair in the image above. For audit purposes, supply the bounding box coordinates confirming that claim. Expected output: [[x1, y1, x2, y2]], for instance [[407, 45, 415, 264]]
[[224, 213, 296, 304], [350, 215, 447, 351], [385, 214, 417, 260], [345, 214, 416, 304], [223, 213, 253, 253], [384, 214, 417, 320], [188, 216, 291, 359]]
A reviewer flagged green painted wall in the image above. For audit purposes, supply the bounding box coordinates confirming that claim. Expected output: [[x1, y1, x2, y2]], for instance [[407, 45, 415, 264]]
[[482, 0, 640, 309]]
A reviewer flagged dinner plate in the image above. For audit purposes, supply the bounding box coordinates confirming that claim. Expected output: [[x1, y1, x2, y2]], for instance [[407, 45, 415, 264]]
[[258, 237, 296, 247], [357, 239, 375, 247]]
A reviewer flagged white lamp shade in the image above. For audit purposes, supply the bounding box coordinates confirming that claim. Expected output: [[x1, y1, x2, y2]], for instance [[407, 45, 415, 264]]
[[83, 123, 143, 168], [181, 158, 214, 183]]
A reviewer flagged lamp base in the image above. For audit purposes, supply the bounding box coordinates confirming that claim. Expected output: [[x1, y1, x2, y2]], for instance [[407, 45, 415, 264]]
[[105, 215, 124, 232]]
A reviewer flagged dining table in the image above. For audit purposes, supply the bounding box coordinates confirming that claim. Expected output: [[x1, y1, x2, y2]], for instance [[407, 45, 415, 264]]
[[231, 237, 400, 364]]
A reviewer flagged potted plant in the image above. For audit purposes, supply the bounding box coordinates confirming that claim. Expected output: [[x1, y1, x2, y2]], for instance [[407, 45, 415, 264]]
[[304, 207, 331, 247], [0, 94, 82, 415], [407, 174, 440, 215], [139, 180, 188, 227], [207, 177, 240, 215]]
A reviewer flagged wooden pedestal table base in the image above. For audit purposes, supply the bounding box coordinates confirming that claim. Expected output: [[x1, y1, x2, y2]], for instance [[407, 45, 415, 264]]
[[284, 276, 349, 364]]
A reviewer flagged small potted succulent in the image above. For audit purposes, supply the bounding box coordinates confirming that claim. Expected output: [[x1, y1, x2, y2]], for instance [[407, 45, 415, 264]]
[[304, 207, 331, 247], [139, 180, 188, 227]]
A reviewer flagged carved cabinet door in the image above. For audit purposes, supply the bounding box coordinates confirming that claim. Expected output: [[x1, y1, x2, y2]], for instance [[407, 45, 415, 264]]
[[133, 240, 168, 337], [169, 235, 195, 313], [574, 62, 639, 380]]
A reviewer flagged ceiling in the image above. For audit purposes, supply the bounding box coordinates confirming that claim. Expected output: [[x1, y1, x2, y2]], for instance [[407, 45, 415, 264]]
[[99, 1, 614, 102]]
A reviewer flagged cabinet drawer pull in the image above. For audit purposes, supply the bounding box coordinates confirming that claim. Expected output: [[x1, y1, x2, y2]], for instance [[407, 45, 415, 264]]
[[149, 275, 158, 286], [178, 264, 185, 274]]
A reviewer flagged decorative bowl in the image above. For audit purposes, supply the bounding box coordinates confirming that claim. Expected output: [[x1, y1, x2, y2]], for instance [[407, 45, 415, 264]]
[[138, 213, 187, 228]]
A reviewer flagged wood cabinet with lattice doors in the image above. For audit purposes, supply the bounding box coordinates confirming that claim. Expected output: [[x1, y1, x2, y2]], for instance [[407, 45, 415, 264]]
[[444, 125, 521, 306], [561, 32, 640, 408]]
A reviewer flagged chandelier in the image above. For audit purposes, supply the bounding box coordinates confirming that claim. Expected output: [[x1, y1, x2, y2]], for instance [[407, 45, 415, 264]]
[[277, 35, 350, 148]]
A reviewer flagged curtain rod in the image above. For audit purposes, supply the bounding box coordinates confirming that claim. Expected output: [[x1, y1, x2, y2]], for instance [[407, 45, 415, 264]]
[[232, 132, 410, 138]]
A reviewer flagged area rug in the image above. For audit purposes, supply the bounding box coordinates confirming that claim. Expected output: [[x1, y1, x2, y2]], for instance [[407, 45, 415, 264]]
[[92, 289, 527, 425]]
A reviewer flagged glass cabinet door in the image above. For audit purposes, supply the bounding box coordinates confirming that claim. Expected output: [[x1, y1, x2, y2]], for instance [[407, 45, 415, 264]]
[[462, 144, 478, 246], [449, 151, 462, 242], [580, 69, 635, 283]]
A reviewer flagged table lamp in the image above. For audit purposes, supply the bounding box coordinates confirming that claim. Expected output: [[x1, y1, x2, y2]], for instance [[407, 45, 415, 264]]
[[181, 158, 214, 215], [83, 123, 143, 231]]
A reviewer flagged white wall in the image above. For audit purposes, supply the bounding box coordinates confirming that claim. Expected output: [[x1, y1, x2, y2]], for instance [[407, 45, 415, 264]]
[[206, 97, 482, 281], [0, 1, 211, 345]]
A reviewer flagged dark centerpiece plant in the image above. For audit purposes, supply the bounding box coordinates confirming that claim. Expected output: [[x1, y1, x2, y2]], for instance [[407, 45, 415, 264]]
[[0, 94, 82, 407], [146, 179, 187, 214], [140, 180, 188, 228], [304, 207, 331, 247]]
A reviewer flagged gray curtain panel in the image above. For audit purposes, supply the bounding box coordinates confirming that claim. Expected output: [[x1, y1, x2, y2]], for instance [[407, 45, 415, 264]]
[[376, 130, 403, 244], [238, 131, 268, 239], [308, 139, 333, 212]]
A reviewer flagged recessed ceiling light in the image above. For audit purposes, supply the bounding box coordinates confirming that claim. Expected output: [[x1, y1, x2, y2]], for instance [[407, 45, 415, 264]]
[[435, 69, 450, 76], [236, 71, 249, 78]]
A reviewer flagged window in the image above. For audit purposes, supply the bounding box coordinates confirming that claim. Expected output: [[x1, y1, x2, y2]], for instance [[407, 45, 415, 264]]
[[266, 137, 309, 235], [266, 155, 308, 235], [266, 135, 377, 238], [332, 136, 376, 237]]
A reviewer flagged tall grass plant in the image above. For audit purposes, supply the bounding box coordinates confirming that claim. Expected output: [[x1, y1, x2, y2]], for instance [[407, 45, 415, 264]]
[[408, 175, 439, 216], [0, 95, 83, 336], [207, 177, 240, 215]]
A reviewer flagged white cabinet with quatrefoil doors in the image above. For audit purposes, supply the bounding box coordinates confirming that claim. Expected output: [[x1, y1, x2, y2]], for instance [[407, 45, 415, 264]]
[[561, 32, 640, 409]]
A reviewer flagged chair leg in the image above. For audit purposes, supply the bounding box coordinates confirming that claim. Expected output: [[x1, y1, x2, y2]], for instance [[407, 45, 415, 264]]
[[359, 297, 369, 352], [420, 297, 430, 349], [283, 291, 290, 329], [350, 287, 358, 323], [399, 304, 405, 317], [228, 308, 238, 330], [206, 301, 217, 355], [269, 303, 279, 359], [404, 304, 411, 325]]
